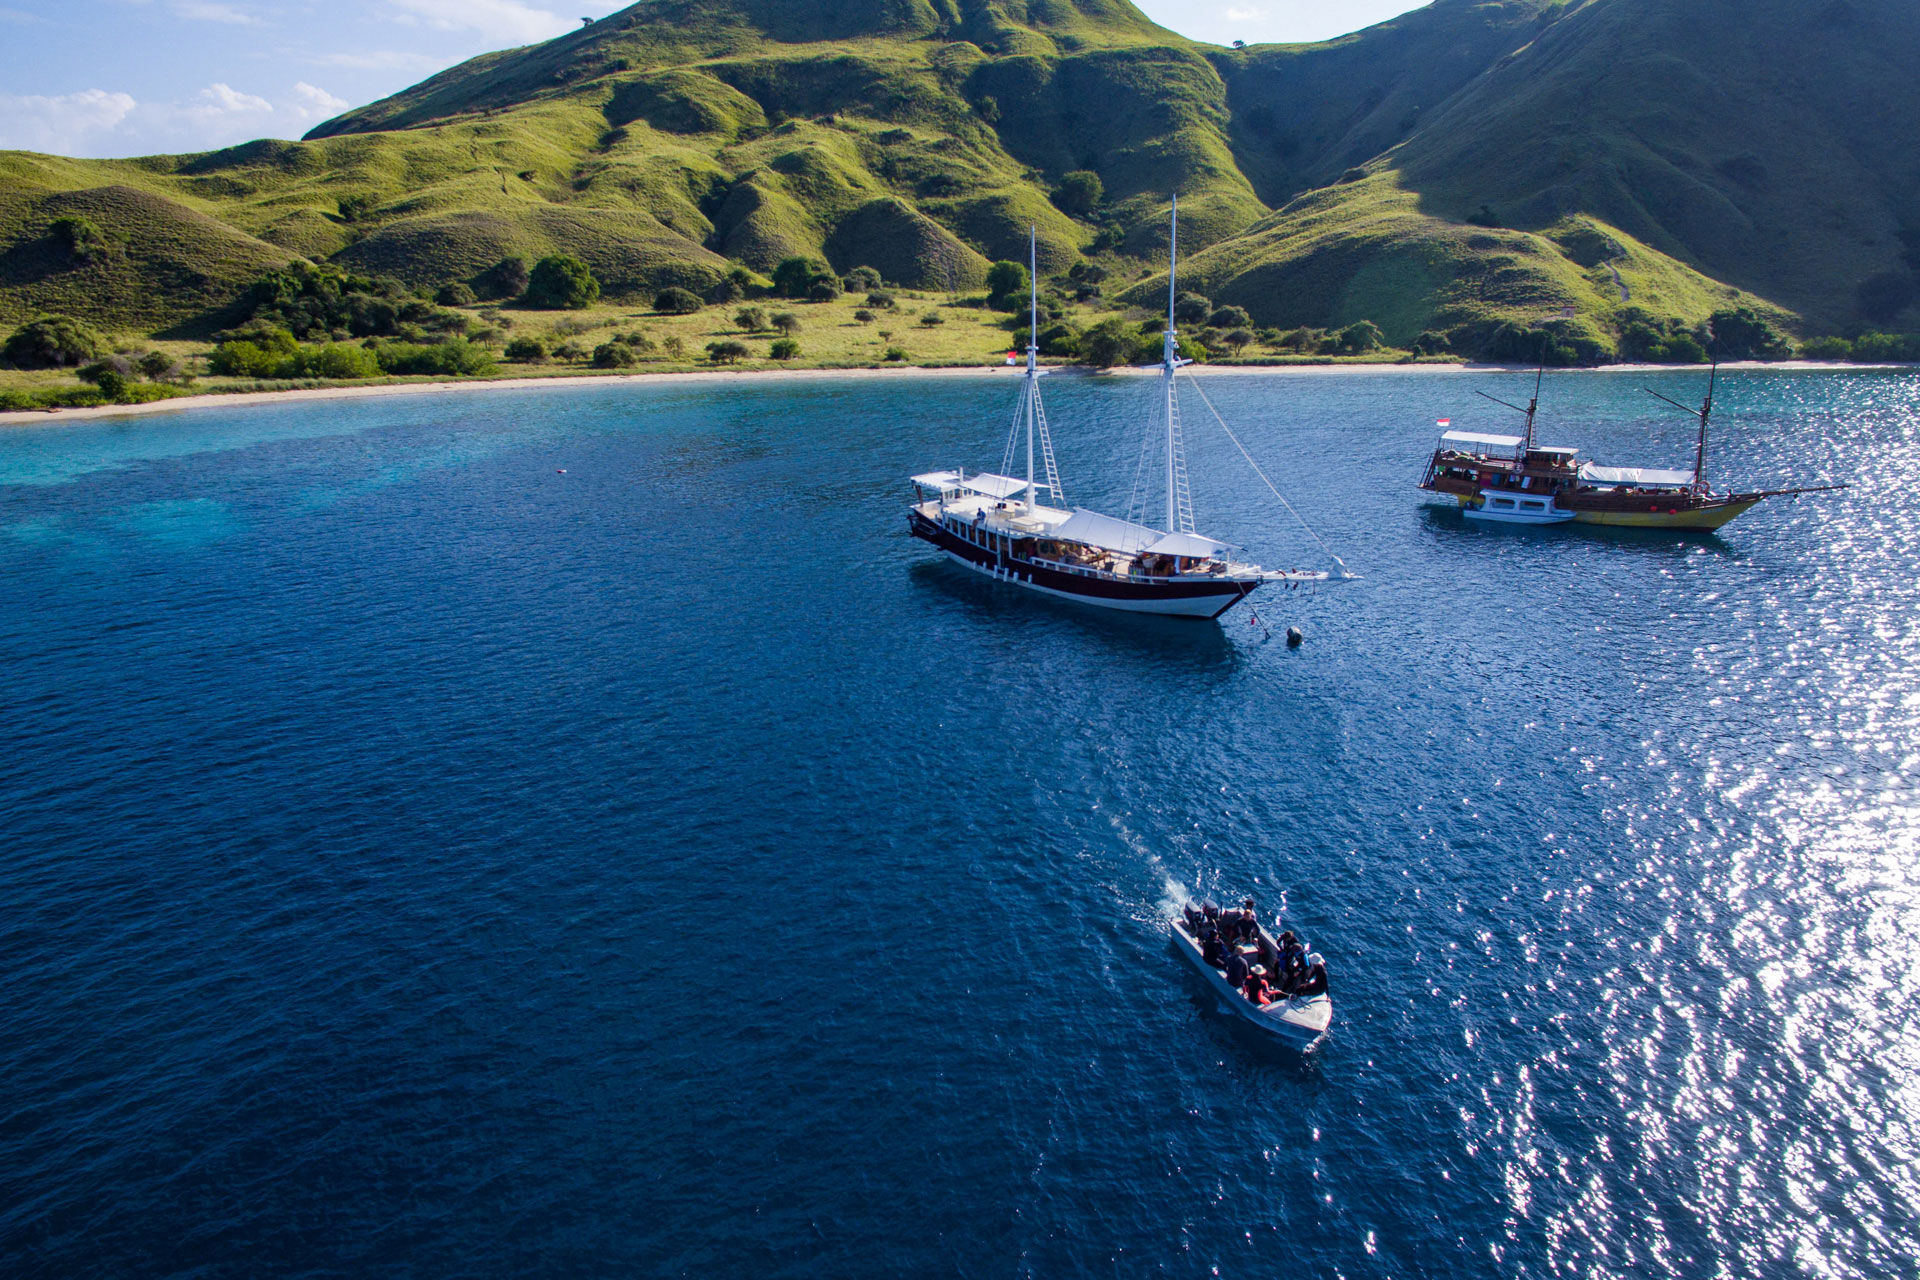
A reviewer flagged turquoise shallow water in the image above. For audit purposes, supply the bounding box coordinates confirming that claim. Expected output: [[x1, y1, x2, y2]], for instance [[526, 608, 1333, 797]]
[[0, 368, 1914, 1277]]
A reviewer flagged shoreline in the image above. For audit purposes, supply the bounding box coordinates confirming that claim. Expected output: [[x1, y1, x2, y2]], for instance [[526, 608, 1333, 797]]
[[0, 358, 1903, 427]]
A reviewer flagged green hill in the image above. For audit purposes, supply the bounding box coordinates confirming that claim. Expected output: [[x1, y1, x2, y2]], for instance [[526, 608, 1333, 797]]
[[2, 0, 1915, 354]]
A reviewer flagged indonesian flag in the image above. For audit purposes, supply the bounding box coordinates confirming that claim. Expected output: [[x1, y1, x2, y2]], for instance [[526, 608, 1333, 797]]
[[1006, 351, 1018, 366], [1437, 418, 1452, 427]]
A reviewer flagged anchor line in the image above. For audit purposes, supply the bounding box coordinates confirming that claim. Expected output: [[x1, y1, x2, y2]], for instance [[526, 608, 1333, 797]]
[[1179, 373, 1350, 577]]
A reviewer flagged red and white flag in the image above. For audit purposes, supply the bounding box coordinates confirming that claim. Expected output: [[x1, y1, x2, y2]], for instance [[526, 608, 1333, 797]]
[[1005, 351, 1018, 366], [1437, 418, 1452, 427]]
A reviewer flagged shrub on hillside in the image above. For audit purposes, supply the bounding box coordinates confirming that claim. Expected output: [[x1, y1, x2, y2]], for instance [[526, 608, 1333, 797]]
[[1797, 336, 1853, 360], [769, 338, 800, 360], [504, 337, 548, 362], [843, 266, 883, 292], [865, 291, 897, 310], [735, 307, 767, 332], [1208, 305, 1251, 330], [655, 287, 703, 315], [1051, 170, 1103, 217], [707, 277, 744, 304], [985, 261, 1029, 312], [552, 342, 587, 363], [592, 342, 638, 368], [435, 281, 478, 307], [919, 311, 945, 327], [853, 308, 876, 323], [1037, 322, 1081, 358], [372, 338, 496, 377], [49, 215, 111, 264], [290, 344, 383, 379], [525, 256, 601, 310], [706, 340, 750, 364], [3, 314, 106, 368], [884, 346, 909, 362], [807, 279, 842, 303], [1222, 328, 1254, 355], [208, 327, 299, 377]]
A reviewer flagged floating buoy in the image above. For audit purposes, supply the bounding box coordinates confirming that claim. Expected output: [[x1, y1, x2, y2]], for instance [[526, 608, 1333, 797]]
[[1286, 626, 1304, 647], [556, 468, 567, 474]]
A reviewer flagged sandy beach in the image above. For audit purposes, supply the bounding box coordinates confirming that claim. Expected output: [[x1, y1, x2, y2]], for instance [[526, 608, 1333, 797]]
[[0, 359, 1891, 428]]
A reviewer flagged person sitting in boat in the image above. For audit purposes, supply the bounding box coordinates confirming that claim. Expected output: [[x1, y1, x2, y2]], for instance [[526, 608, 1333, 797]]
[[1200, 927, 1226, 969], [1223, 947, 1249, 991], [1294, 953, 1329, 999], [1243, 965, 1273, 1007], [1275, 932, 1307, 994]]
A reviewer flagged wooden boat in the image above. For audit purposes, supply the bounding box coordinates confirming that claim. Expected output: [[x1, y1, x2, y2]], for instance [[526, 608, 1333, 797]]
[[1419, 364, 1844, 530], [1170, 905, 1331, 1049], [908, 201, 1350, 620]]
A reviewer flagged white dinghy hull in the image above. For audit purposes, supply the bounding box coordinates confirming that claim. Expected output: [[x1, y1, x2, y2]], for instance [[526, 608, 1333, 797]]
[[1170, 915, 1331, 1049]]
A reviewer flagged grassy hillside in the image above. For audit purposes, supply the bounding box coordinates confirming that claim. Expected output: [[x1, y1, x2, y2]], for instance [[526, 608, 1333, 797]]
[[1, 0, 1914, 357]]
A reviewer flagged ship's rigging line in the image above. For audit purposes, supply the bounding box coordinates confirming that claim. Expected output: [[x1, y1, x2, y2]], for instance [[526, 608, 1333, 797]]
[[1179, 373, 1352, 578]]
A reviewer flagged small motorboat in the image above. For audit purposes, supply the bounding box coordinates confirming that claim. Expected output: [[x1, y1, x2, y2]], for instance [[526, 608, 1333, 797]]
[[1462, 488, 1575, 524], [1171, 902, 1331, 1049]]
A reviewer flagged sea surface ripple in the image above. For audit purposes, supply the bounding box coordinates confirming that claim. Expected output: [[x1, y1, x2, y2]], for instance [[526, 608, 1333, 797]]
[[0, 369, 1914, 1277]]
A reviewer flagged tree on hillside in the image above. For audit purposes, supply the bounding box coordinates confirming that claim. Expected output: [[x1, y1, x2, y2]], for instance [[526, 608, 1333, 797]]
[[479, 256, 530, 301], [735, 307, 767, 332], [1706, 307, 1790, 360], [1334, 320, 1384, 354], [1080, 319, 1140, 369], [706, 340, 750, 364], [1051, 170, 1103, 218], [654, 286, 703, 315], [3, 314, 105, 368], [986, 261, 1030, 311], [773, 256, 833, 299], [1173, 291, 1212, 325], [525, 255, 600, 310], [771, 312, 800, 335]]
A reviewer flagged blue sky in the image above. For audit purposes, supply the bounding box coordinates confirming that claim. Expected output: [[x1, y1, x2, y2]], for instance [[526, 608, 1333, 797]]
[[0, 1, 1427, 158]]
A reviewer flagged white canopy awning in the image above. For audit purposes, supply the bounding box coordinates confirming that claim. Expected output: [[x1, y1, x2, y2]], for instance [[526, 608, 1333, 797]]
[[1144, 531, 1235, 558], [1052, 508, 1163, 554], [1441, 430, 1525, 451], [959, 473, 1031, 499], [1530, 445, 1580, 457], [911, 470, 961, 489], [1579, 464, 1696, 488]]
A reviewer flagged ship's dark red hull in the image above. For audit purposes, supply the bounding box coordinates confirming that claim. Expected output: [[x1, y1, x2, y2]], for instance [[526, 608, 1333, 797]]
[[909, 511, 1256, 619]]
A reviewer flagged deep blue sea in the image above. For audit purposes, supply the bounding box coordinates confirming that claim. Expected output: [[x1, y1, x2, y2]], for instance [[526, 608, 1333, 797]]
[[1, 367, 1915, 1278]]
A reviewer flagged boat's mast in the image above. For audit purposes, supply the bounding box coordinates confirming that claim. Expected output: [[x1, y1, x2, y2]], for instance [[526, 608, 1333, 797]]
[[1026, 226, 1037, 514], [1525, 357, 1543, 453], [1164, 195, 1179, 533], [1694, 358, 1717, 493]]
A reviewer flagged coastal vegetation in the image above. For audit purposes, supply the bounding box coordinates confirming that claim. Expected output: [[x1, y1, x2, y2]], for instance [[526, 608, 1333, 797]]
[[1, 0, 1915, 409]]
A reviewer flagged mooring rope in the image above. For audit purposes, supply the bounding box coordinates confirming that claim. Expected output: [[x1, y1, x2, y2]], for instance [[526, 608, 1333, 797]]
[[1180, 373, 1351, 578]]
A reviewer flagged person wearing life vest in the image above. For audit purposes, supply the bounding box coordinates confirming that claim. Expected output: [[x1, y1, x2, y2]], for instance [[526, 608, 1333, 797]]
[[1294, 953, 1329, 999], [1243, 964, 1274, 1007]]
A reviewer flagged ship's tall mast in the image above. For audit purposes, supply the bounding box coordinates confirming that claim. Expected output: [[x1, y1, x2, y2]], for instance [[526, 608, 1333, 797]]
[[1693, 358, 1717, 493], [1164, 196, 1180, 534], [1025, 226, 1037, 514]]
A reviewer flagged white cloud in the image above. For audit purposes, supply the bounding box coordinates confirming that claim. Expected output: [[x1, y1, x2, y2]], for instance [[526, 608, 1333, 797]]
[[0, 81, 354, 157], [287, 81, 350, 122], [391, 0, 574, 43], [172, 1, 264, 25], [0, 89, 138, 154]]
